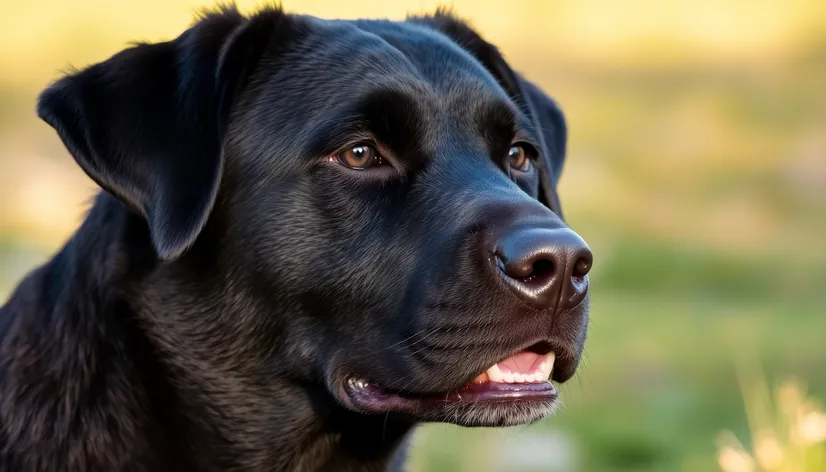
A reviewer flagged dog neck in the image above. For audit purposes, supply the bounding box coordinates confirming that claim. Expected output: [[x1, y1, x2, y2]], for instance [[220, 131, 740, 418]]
[[1, 193, 413, 471]]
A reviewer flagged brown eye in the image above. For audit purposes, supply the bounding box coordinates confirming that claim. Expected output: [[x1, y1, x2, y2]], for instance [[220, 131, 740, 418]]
[[336, 144, 383, 169], [507, 144, 531, 171]]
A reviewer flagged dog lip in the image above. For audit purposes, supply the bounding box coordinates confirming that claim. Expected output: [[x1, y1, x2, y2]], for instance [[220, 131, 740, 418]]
[[451, 380, 556, 401], [340, 377, 558, 415]]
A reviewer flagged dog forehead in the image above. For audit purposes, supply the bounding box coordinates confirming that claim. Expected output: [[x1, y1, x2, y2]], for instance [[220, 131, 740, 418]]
[[351, 19, 510, 98], [297, 18, 421, 79], [242, 19, 434, 121], [255, 16, 509, 110]]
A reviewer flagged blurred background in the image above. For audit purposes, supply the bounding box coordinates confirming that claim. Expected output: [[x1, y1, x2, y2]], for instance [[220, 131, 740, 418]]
[[1, 1, 825, 471]]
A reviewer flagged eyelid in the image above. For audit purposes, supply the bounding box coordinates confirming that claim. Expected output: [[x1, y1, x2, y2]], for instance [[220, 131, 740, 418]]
[[509, 159, 533, 174], [326, 131, 377, 155], [510, 126, 540, 150]]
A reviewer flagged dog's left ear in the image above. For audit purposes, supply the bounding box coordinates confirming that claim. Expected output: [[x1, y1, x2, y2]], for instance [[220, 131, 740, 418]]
[[37, 7, 286, 260], [408, 10, 567, 217]]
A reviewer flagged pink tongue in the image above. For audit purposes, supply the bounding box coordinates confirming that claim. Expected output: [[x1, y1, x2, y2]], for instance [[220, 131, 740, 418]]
[[496, 351, 543, 375]]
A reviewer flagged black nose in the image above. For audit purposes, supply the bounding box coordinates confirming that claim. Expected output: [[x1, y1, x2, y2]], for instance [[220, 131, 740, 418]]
[[494, 228, 592, 310]]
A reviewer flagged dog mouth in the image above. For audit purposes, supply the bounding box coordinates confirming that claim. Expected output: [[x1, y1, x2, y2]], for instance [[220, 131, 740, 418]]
[[339, 346, 560, 424]]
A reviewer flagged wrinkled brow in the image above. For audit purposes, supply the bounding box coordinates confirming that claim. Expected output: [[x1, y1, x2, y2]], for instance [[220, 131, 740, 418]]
[[475, 100, 541, 157], [303, 87, 430, 169]]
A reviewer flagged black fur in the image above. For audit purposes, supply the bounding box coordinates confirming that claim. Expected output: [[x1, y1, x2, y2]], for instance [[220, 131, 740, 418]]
[[0, 6, 589, 471]]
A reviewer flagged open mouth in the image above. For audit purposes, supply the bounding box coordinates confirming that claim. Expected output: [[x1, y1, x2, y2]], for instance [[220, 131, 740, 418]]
[[341, 347, 559, 418]]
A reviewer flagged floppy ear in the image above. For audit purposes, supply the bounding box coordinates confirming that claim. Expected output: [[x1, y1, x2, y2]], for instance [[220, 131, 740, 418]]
[[513, 76, 568, 217], [407, 10, 568, 217], [37, 7, 286, 260]]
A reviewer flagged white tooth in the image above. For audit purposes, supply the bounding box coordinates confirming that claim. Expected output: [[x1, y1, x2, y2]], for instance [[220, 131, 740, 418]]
[[503, 371, 515, 383], [514, 373, 525, 383], [485, 364, 504, 383], [540, 352, 556, 380], [527, 373, 539, 383]]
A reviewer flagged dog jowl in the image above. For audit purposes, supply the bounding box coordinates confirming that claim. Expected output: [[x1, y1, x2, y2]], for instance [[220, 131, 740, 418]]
[[0, 6, 592, 472]]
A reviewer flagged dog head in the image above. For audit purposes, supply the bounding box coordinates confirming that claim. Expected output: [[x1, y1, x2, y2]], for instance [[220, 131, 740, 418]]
[[37, 7, 591, 428]]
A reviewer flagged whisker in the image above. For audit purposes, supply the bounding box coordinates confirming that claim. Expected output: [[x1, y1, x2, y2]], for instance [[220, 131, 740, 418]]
[[383, 327, 431, 350]]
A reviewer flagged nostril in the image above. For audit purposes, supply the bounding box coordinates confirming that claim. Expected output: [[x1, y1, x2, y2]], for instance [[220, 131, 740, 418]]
[[528, 258, 554, 283], [572, 257, 591, 280], [497, 255, 555, 285]]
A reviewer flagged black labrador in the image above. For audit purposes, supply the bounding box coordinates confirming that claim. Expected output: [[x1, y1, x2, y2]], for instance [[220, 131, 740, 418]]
[[0, 6, 593, 472]]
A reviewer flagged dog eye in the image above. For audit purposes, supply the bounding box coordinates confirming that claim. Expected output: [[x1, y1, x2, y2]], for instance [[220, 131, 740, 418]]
[[507, 144, 532, 172], [335, 144, 385, 170]]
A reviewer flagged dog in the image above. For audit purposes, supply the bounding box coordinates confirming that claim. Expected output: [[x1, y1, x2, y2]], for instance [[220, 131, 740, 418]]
[[0, 5, 593, 472]]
